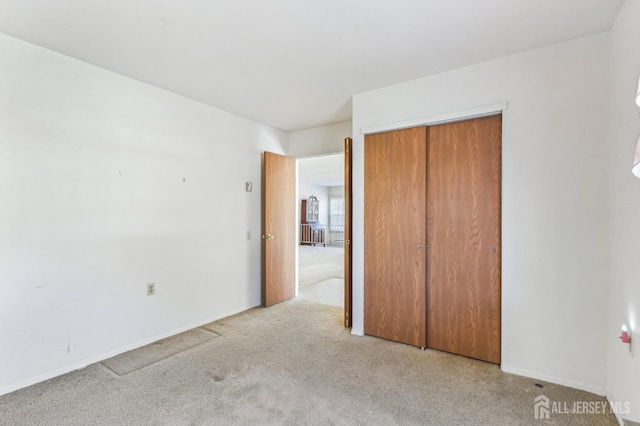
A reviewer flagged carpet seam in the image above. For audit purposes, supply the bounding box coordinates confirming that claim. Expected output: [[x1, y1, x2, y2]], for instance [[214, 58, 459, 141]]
[[101, 330, 222, 377]]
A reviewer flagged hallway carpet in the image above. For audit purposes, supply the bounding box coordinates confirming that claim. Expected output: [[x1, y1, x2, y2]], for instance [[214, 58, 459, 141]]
[[298, 245, 343, 288], [298, 277, 344, 308], [0, 300, 617, 425]]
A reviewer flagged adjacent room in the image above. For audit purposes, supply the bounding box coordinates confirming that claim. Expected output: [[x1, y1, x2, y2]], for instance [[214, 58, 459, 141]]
[[1, 0, 639, 424], [297, 154, 345, 308]]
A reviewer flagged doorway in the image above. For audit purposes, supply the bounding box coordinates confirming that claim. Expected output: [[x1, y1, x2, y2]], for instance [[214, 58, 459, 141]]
[[297, 154, 345, 308]]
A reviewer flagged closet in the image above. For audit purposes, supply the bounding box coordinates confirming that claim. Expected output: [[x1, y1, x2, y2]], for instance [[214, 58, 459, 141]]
[[364, 115, 501, 364]]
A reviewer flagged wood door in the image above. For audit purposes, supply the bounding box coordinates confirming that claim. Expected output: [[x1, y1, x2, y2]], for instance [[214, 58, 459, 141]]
[[364, 128, 427, 347], [426, 115, 502, 364], [263, 151, 296, 307], [344, 137, 353, 328]]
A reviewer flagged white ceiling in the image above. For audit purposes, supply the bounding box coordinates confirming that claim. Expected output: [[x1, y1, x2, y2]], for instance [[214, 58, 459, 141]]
[[0, 0, 624, 131], [299, 154, 344, 187]]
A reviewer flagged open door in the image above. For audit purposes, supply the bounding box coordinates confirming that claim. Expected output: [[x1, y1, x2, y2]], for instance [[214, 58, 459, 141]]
[[263, 151, 296, 307], [344, 138, 353, 327]]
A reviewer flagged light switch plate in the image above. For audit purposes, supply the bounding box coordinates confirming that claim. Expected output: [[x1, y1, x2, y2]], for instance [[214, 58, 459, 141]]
[[245, 182, 252, 192]]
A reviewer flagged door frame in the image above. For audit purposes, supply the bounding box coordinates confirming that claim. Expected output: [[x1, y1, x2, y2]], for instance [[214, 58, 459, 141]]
[[344, 138, 353, 327]]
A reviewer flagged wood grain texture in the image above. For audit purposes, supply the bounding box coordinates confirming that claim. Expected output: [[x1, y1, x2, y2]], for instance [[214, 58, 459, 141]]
[[300, 200, 311, 246], [426, 115, 502, 364], [364, 127, 427, 347], [263, 152, 296, 307], [344, 137, 353, 328]]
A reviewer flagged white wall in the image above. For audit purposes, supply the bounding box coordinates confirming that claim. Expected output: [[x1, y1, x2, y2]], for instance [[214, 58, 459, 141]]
[[287, 120, 351, 157], [607, 1, 640, 421], [352, 34, 611, 394], [0, 34, 287, 395], [329, 186, 344, 197]]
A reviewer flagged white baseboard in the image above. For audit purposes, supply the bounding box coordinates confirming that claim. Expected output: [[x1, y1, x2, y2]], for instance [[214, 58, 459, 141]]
[[607, 391, 625, 426], [607, 390, 640, 426], [0, 304, 260, 397], [500, 364, 606, 396]]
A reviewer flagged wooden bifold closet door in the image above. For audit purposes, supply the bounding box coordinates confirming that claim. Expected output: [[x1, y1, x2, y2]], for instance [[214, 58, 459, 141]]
[[364, 115, 501, 364], [364, 127, 427, 347], [426, 115, 501, 364]]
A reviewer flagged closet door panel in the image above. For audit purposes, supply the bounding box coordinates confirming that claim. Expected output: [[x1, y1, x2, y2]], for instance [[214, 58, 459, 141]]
[[364, 127, 427, 347], [426, 115, 502, 364]]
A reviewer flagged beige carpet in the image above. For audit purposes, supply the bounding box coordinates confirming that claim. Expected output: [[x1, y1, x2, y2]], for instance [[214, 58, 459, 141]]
[[0, 300, 617, 425], [298, 245, 343, 288], [102, 328, 220, 376], [298, 277, 344, 307]]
